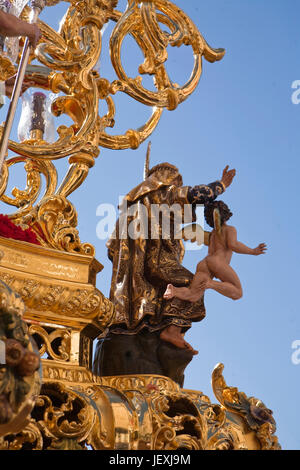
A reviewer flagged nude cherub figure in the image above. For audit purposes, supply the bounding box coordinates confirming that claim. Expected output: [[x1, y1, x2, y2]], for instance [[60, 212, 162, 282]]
[[163, 200, 267, 304]]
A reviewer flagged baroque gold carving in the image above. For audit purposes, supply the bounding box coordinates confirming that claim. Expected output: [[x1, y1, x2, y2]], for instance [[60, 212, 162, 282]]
[[0, 368, 282, 450], [0, 382, 105, 450], [109, 0, 225, 110], [28, 324, 71, 362], [212, 363, 281, 450], [98, 373, 180, 393], [0, 0, 224, 256], [92, 374, 259, 450], [42, 361, 101, 385], [0, 268, 114, 330], [21, 195, 95, 256]]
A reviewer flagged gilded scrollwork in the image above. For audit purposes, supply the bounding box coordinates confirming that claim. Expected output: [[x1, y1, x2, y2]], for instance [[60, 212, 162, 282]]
[[0, 368, 281, 450], [212, 363, 281, 450], [28, 324, 71, 362], [0, 381, 117, 450], [35, 383, 95, 446], [20, 195, 95, 255], [97, 375, 247, 450], [109, 0, 225, 110], [0, 268, 110, 321], [0, 0, 224, 256], [98, 374, 180, 393], [42, 362, 99, 384], [0, 382, 101, 449]]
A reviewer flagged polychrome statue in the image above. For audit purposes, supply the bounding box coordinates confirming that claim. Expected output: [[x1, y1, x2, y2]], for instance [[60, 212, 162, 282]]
[[94, 161, 235, 382], [164, 200, 267, 305]]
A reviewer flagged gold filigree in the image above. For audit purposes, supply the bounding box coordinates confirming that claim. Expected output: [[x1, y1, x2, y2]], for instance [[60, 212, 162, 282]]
[[212, 363, 281, 450], [21, 195, 95, 255], [0, 157, 57, 216], [42, 361, 101, 385], [0, 368, 281, 450], [96, 374, 240, 450], [0, 270, 111, 323], [98, 374, 180, 392], [28, 324, 71, 362], [36, 383, 96, 444], [109, 0, 225, 110], [0, 382, 113, 450]]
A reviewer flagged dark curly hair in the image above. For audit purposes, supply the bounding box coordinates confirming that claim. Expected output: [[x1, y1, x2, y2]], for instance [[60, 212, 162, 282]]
[[204, 200, 233, 228]]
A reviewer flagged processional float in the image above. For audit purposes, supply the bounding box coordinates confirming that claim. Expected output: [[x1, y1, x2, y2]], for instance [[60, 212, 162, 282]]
[[0, 0, 280, 450]]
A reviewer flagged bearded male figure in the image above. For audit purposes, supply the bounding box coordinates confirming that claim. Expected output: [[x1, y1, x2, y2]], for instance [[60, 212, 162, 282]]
[[94, 162, 235, 382]]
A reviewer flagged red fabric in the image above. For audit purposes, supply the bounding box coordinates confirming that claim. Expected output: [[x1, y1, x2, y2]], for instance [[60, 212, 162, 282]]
[[0, 214, 40, 245]]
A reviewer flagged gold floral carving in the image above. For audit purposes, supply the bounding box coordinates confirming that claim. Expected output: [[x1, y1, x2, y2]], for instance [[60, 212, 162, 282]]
[[0, 268, 115, 329]]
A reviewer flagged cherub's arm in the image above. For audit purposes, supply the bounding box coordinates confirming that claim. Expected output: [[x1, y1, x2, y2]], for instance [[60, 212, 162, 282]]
[[227, 227, 267, 255]]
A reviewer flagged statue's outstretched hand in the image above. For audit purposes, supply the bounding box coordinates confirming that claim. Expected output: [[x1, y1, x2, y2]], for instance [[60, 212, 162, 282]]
[[253, 243, 267, 255], [221, 165, 236, 188]]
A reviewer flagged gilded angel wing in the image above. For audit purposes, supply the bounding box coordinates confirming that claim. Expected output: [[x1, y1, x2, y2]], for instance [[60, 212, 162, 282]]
[[213, 207, 222, 235]]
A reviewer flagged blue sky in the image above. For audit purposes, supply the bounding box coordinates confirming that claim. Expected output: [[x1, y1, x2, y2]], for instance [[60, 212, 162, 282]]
[[0, 0, 299, 450]]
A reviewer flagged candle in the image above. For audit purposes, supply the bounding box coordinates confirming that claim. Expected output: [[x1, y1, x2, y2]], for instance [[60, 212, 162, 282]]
[[18, 90, 55, 143], [30, 92, 46, 135]]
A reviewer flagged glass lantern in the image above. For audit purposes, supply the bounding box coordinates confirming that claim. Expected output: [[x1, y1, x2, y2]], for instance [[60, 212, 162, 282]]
[[18, 90, 56, 143]]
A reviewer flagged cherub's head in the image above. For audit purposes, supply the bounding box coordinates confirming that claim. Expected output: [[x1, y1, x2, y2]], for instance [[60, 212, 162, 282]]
[[204, 200, 233, 228]]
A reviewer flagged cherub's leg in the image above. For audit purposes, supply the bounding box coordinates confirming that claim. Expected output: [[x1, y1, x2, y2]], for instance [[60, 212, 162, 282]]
[[163, 284, 198, 301], [206, 257, 243, 300], [163, 260, 210, 302]]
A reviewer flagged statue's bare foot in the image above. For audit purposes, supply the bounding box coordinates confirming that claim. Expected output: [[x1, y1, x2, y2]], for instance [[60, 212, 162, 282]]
[[163, 284, 175, 300], [183, 341, 198, 356], [160, 327, 198, 355]]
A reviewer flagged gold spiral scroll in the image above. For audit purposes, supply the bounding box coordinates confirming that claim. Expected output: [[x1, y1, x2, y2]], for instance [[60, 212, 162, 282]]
[[98, 0, 225, 149], [109, 0, 225, 109]]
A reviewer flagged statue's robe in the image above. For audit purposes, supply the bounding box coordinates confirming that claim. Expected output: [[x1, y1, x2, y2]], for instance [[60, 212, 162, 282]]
[[107, 165, 225, 335]]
